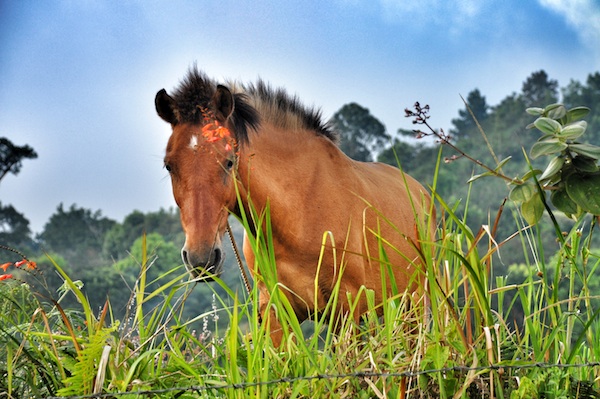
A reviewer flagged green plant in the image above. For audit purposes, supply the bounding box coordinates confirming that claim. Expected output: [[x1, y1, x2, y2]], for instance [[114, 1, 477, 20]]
[[510, 103, 600, 223], [407, 101, 600, 225]]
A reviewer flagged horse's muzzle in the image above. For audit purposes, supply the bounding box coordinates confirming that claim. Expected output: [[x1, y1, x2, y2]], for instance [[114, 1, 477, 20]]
[[182, 246, 224, 281]]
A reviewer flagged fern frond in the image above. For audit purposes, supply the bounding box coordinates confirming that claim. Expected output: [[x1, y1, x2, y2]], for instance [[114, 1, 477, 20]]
[[56, 326, 116, 396]]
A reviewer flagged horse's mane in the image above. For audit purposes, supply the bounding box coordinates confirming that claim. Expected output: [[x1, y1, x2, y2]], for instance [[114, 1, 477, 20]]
[[242, 80, 338, 143], [170, 67, 337, 145]]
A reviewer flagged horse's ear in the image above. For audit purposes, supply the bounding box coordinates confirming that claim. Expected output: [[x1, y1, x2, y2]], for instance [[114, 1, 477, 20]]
[[155, 89, 179, 125], [213, 85, 235, 122]]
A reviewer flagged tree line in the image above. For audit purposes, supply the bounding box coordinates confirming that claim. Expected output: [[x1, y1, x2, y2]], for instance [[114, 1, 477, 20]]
[[1, 69, 599, 323]]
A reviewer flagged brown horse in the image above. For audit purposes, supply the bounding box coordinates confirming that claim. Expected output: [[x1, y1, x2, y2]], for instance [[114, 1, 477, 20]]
[[155, 68, 434, 346]]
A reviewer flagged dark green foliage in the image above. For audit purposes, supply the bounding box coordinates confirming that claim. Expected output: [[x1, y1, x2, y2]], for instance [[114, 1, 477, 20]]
[[521, 70, 559, 107], [114, 232, 181, 287], [562, 72, 600, 145], [450, 89, 489, 140], [330, 102, 390, 161], [0, 137, 37, 254], [37, 203, 116, 265], [103, 208, 183, 261], [0, 137, 38, 183], [0, 202, 33, 250]]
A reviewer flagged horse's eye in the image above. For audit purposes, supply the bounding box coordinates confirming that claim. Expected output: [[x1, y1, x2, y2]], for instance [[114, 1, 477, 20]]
[[165, 163, 172, 173], [225, 159, 234, 170]]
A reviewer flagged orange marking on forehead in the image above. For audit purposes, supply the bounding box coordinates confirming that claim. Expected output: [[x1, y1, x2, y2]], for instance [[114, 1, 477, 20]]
[[202, 121, 231, 143]]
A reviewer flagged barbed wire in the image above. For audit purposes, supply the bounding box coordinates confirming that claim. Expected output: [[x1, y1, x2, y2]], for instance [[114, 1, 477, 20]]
[[42, 361, 600, 399]]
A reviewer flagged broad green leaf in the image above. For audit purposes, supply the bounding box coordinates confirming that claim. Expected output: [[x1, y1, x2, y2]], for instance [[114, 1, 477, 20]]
[[539, 155, 564, 181], [568, 143, 600, 160], [558, 121, 587, 140], [572, 156, 599, 172], [526, 107, 544, 116], [509, 183, 536, 202], [530, 139, 568, 159], [534, 117, 562, 135], [546, 104, 566, 120], [543, 103, 563, 114], [565, 173, 600, 215], [551, 188, 578, 216], [566, 106, 590, 123], [521, 192, 545, 225]]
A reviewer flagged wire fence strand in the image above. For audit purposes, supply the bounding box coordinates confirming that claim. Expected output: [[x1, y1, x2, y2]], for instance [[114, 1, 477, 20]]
[[42, 361, 600, 399]]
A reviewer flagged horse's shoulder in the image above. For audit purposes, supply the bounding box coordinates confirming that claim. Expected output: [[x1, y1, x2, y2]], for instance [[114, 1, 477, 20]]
[[352, 160, 403, 181], [351, 161, 428, 197]]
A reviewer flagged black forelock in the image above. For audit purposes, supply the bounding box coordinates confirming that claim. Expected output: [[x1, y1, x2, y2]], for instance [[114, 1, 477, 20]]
[[171, 68, 215, 124], [170, 67, 259, 144]]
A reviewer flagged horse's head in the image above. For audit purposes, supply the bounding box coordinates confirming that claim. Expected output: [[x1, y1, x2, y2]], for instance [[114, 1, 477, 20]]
[[155, 83, 241, 281]]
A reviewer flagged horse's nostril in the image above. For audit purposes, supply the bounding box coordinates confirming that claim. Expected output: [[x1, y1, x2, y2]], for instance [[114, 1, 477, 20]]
[[181, 249, 190, 266], [212, 248, 222, 266]]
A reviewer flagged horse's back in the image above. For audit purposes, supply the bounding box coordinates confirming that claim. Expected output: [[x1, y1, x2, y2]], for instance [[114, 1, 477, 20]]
[[347, 160, 433, 301], [351, 160, 431, 220]]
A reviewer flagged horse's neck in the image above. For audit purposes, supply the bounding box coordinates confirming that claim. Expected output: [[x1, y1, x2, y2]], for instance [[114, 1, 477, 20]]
[[237, 123, 344, 218]]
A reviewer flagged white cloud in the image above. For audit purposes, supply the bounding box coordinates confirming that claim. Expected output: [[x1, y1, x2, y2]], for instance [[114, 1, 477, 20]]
[[378, 0, 489, 30], [539, 0, 600, 60]]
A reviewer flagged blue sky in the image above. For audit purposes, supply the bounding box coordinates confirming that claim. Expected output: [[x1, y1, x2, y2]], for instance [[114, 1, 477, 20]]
[[1, 0, 599, 233]]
